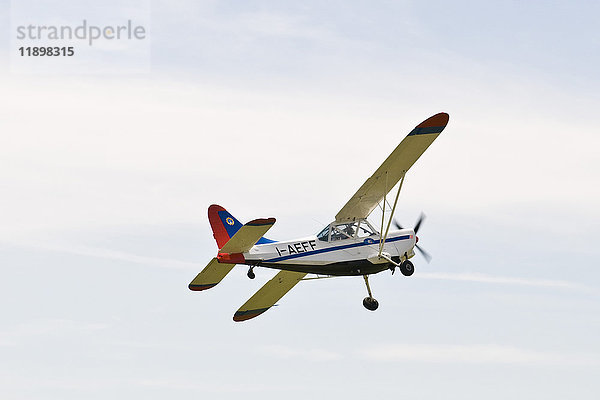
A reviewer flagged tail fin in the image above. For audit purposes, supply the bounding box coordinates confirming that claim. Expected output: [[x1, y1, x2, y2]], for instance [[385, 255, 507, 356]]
[[208, 205, 243, 249], [208, 204, 275, 249]]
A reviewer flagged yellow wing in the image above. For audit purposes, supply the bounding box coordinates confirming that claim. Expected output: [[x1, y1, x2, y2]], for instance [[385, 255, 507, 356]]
[[188, 257, 235, 291], [335, 112, 449, 222], [220, 218, 275, 253], [233, 270, 307, 322]]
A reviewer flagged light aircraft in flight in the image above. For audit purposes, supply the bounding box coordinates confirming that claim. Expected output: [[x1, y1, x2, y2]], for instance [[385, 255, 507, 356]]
[[189, 112, 450, 321]]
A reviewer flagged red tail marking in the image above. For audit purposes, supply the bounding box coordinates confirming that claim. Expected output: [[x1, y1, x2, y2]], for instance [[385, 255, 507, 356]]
[[208, 204, 230, 249], [217, 253, 245, 264]]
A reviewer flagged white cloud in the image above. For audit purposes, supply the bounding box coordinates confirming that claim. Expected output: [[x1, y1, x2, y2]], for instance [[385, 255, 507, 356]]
[[135, 378, 277, 393], [416, 272, 589, 291], [360, 343, 599, 366], [2, 238, 199, 270], [1, 74, 598, 240], [259, 344, 342, 362], [0, 318, 108, 347], [3, 235, 595, 295]]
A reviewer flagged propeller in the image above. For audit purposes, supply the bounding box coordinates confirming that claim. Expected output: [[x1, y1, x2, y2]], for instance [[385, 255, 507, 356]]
[[414, 213, 425, 234], [393, 212, 432, 263], [415, 243, 432, 263]]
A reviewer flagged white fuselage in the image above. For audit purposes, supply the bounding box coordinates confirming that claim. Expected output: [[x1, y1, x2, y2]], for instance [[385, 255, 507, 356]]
[[244, 228, 416, 276]]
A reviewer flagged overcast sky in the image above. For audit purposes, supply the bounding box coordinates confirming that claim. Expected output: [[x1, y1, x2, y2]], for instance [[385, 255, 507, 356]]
[[1, 1, 599, 399]]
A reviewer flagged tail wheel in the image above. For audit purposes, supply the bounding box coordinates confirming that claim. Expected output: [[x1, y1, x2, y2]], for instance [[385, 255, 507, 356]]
[[363, 297, 379, 311], [400, 260, 414, 276]]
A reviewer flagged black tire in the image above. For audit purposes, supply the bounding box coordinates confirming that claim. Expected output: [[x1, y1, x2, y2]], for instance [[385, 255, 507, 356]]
[[247, 270, 256, 279], [400, 260, 414, 276], [362, 297, 379, 311]]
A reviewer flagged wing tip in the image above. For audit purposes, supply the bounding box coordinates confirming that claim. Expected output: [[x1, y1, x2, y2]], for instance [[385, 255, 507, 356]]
[[188, 283, 218, 291], [247, 217, 276, 226], [416, 112, 449, 129], [233, 307, 270, 322]]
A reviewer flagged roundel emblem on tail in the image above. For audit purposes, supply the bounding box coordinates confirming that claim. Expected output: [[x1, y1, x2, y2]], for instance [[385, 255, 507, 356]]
[[226, 217, 235, 226]]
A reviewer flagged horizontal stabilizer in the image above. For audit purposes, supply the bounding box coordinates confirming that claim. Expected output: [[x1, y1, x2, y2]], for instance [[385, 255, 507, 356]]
[[189, 258, 235, 291], [233, 270, 307, 322], [220, 218, 276, 254]]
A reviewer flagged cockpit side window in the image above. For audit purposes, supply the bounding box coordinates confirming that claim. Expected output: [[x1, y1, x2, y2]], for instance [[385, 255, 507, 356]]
[[318, 221, 378, 243], [317, 226, 330, 242], [330, 222, 358, 241], [357, 220, 376, 238]]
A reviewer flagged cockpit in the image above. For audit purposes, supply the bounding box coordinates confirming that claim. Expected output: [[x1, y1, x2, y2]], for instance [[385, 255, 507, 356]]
[[316, 220, 378, 242]]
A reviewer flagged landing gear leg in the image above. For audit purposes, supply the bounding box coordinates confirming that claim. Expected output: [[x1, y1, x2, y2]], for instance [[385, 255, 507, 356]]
[[247, 267, 255, 280], [362, 275, 379, 311]]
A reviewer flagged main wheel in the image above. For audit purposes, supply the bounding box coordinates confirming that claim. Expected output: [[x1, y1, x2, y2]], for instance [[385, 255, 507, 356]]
[[362, 297, 379, 311], [400, 260, 414, 276], [247, 269, 255, 279]]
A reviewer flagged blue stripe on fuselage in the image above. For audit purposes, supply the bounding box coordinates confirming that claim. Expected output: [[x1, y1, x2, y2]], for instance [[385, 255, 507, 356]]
[[257, 237, 277, 244], [263, 235, 411, 262]]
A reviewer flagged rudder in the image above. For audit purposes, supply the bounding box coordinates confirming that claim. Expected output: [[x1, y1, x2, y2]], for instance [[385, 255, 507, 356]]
[[208, 204, 275, 249], [208, 204, 243, 249]]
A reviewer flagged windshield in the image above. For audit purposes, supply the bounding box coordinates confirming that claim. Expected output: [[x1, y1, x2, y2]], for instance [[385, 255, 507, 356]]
[[317, 226, 330, 242]]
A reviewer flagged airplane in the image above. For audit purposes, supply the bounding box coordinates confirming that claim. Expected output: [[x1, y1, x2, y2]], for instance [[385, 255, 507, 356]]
[[189, 112, 450, 321]]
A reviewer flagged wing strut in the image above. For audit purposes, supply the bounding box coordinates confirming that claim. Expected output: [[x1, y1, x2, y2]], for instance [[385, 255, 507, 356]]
[[378, 172, 405, 257]]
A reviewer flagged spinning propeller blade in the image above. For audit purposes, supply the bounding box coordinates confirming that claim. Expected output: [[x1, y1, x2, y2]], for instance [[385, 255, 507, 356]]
[[415, 244, 432, 263], [393, 212, 432, 263], [414, 213, 426, 234]]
